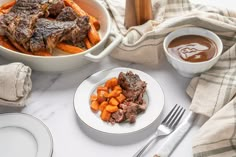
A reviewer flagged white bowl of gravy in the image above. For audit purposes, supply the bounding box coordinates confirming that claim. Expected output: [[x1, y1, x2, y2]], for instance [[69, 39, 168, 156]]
[[163, 27, 223, 78]]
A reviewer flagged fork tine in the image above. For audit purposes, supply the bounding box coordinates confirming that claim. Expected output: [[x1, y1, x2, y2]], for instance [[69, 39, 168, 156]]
[[171, 108, 185, 128], [161, 104, 178, 124], [164, 105, 180, 125], [169, 107, 184, 127]]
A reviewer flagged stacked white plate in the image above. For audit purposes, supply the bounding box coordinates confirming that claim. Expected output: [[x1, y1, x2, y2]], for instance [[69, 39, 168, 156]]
[[0, 113, 53, 157]]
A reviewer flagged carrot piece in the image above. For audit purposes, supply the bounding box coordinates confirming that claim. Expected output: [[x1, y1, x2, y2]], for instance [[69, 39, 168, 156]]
[[1, 7, 12, 14], [113, 85, 122, 91], [0, 36, 17, 51], [1, 0, 16, 10], [105, 79, 113, 89], [97, 86, 108, 93], [89, 15, 100, 30], [34, 50, 52, 56], [56, 43, 84, 54], [88, 24, 100, 45], [99, 101, 108, 111], [64, 0, 101, 45], [90, 94, 97, 101], [105, 105, 118, 113], [84, 38, 92, 49], [101, 109, 111, 121], [97, 90, 108, 103], [90, 100, 99, 112], [110, 78, 118, 88], [109, 97, 119, 106], [108, 89, 122, 98], [116, 94, 126, 103]]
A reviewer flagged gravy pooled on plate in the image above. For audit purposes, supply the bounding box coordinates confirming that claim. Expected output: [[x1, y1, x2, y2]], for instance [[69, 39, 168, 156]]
[[168, 35, 217, 62]]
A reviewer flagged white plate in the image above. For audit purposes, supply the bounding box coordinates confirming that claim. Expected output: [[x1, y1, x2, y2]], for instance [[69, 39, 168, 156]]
[[0, 113, 53, 157], [74, 67, 164, 143]]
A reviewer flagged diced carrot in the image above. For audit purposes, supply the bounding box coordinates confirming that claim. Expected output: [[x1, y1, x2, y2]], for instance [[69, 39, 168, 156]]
[[99, 101, 108, 111], [90, 100, 99, 112], [110, 77, 118, 88], [97, 86, 108, 93], [56, 42, 84, 54], [116, 94, 126, 103], [109, 97, 119, 106], [97, 90, 108, 103], [1, 0, 16, 10], [101, 109, 111, 121], [113, 85, 122, 91], [90, 94, 97, 101], [105, 79, 112, 89], [105, 105, 118, 113], [108, 89, 121, 98]]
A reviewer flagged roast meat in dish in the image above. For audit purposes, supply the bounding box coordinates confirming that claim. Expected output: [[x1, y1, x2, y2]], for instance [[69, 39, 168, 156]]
[[0, 0, 90, 53]]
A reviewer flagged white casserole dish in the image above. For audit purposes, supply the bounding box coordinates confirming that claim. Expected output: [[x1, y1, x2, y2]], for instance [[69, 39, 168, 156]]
[[0, 0, 122, 72]]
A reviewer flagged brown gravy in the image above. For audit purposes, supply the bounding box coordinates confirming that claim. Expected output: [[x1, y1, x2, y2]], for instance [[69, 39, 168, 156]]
[[168, 35, 217, 62]]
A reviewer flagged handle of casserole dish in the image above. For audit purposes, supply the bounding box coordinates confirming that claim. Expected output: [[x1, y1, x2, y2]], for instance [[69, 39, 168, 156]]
[[84, 32, 122, 62]]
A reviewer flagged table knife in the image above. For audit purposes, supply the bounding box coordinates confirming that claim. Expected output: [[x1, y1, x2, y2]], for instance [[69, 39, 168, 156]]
[[154, 111, 197, 157]]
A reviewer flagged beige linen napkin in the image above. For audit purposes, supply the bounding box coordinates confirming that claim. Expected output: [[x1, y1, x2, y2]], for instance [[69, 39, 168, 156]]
[[100, 0, 236, 156], [0, 62, 32, 107], [186, 44, 236, 157]]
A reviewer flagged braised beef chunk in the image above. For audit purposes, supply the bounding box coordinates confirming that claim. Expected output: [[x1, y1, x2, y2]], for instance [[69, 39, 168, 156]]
[[56, 7, 77, 21], [109, 71, 147, 124], [111, 109, 125, 123], [10, 0, 64, 16], [72, 16, 90, 44], [118, 71, 147, 103], [29, 18, 79, 52], [29, 16, 90, 52], [56, 8, 90, 44], [10, 0, 46, 16], [5, 15, 38, 49], [48, 0, 65, 17]]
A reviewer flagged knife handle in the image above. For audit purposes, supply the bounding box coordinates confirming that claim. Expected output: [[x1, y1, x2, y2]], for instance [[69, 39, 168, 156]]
[[154, 112, 197, 157]]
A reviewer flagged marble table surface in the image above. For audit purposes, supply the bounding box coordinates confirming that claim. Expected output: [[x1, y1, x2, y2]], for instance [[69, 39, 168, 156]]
[[0, 1, 235, 157]]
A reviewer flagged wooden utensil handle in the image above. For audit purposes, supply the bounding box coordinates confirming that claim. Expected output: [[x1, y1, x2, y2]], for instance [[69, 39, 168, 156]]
[[124, 0, 137, 29], [135, 0, 153, 25]]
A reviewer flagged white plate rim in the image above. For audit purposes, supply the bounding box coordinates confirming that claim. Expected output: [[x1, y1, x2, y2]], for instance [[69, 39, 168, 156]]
[[73, 67, 165, 135], [0, 113, 53, 157]]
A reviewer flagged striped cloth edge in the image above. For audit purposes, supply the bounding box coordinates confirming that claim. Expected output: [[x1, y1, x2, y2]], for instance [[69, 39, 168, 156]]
[[101, 0, 236, 156]]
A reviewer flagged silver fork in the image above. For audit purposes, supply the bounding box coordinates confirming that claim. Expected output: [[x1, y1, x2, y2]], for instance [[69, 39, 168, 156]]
[[133, 104, 185, 157]]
